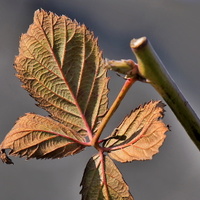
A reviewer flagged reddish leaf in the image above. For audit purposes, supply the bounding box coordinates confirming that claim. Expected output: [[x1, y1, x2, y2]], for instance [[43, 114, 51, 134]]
[[105, 101, 168, 162], [14, 9, 109, 136], [0, 113, 85, 163], [80, 154, 134, 200]]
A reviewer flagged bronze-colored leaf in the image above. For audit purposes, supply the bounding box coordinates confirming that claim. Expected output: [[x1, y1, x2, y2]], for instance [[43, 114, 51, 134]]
[[15, 9, 109, 136], [80, 154, 134, 200], [0, 113, 85, 162], [105, 101, 168, 162]]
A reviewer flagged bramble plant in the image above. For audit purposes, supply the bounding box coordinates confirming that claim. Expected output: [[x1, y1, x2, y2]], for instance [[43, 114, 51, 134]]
[[1, 9, 199, 200]]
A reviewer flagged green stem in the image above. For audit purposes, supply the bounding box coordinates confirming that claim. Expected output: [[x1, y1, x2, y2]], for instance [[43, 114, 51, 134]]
[[130, 37, 200, 150], [90, 78, 136, 147]]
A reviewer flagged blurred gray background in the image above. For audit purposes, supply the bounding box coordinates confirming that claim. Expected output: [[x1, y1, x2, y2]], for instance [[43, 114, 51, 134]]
[[0, 0, 200, 199]]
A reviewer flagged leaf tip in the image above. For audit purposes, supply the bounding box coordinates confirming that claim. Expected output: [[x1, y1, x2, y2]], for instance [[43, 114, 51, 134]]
[[0, 149, 14, 165]]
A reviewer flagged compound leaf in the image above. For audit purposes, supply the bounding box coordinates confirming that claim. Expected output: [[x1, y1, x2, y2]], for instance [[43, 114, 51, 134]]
[[15, 9, 109, 136], [105, 101, 168, 162], [0, 113, 85, 163], [80, 154, 134, 200]]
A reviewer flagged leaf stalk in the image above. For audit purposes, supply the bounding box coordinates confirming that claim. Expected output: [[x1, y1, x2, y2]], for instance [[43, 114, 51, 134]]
[[90, 78, 137, 147]]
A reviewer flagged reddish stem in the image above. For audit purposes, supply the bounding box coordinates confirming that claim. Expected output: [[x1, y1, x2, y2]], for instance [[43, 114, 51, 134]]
[[90, 77, 137, 147]]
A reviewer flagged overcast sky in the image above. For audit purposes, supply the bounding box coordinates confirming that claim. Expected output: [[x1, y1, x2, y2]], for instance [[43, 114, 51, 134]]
[[0, 1, 200, 200]]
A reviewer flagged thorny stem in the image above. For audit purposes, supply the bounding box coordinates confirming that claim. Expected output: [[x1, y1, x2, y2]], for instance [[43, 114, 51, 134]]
[[90, 78, 137, 147], [131, 37, 200, 150]]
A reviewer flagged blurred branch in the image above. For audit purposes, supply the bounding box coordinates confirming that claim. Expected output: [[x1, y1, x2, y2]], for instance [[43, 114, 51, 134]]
[[130, 37, 200, 151]]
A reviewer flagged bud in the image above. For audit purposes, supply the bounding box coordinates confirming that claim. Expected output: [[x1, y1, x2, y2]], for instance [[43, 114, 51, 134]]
[[105, 59, 138, 78]]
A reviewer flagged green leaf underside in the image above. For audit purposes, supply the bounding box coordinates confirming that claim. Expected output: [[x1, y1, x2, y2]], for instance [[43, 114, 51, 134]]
[[105, 101, 168, 162], [15, 9, 109, 136], [80, 154, 134, 200], [0, 113, 85, 161]]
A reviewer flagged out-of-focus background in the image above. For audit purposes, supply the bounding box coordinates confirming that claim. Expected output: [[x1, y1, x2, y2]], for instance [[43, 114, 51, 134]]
[[0, 0, 200, 199]]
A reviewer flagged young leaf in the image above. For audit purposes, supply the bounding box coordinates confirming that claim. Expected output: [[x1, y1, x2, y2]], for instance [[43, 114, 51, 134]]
[[15, 9, 109, 136], [105, 101, 168, 162], [80, 154, 134, 200], [0, 113, 85, 163]]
